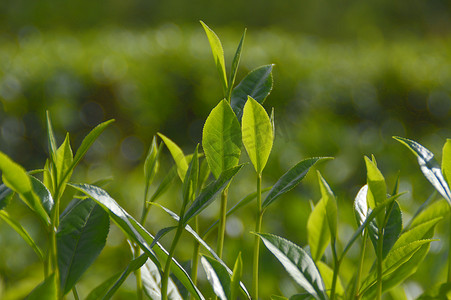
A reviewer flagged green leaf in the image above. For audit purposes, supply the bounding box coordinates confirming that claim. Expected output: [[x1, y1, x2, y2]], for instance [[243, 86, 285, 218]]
[[271, 296, 289, 300], [257, 233, 327, 300], [55, 133, 74, 197], [86, 254, 147, 300], [182, 164, 244, 225], [149, 166, 177, 203], [141, 257, 183, 300], [364, 156, 386, 226], [263, 158, 331, 210], [68, 183, 204, 300], [30, 176, 54, 216], [316, 261, 344, 297], [145, 136, 161, 199], [0, 210, 44, 261], [182, 145, 199, 207], [158, 133, 189, 181], [200, 21, 228, 96], [0, 151, 50, 224], [202, 100, 242, 179], [228, 29, 246, 99], [57, 198, 109, 295], [0, 183, 13, 210], [394, 136, 451, 203], [46, 111, 58, 169], [242, 96, 273, 174], [25, 273, 58, 300], [198, 158, 211, 192], [307, 197, 330, 262], [317, 172, 337, 239], [442, 139, 451, 186], [230, 252, 243, 300], [231, 65, 274, 120], [201, 255, 231, 300]]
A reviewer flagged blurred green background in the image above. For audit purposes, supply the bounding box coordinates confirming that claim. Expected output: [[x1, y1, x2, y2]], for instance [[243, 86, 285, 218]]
[[1, 0, 451, 299]]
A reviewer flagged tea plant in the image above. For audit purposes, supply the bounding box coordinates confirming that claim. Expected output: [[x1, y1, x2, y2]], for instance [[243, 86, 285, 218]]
[[0, 21, 450, 300]]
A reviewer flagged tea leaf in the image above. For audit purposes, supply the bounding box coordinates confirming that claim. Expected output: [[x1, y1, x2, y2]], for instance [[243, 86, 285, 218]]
[[317, 172, 337, 239], [202, 100, 242, 179], [141, 257, 183, 300], [231, 65, 274, 120], [394, 136, 451, 203], [201, 255, 231, 300], [182, 164, 244, 225], [442, 139, 451, 185], [46, 111, 58, 168], [364, 156, 386, 226], [158, 133, 188, 181], [182, 145, 199, 207], [86, 273, 121, 300], [57, 198, 109, 295], [0, 151, 50, 224], [230, 252, 243, 300], [257, 233, 328, 300], [200, 21, 228, 95], [150, 226, 177, 249], [144, 136, 161, 199], [316, 260, 344, 297], [0, 183, 13, 210], [271, 295, 289, 300], [242, 96, 273, 174], [25, 273, 58, 300], [0, 210, 44, 261], [263, 158, 331, 210], [30, 176, 54, 216], [69, 183, 204, 300], [55, 133, 73, 197], [228, 29, 246, 99], [307, 197, 330, 262], [149, 166, 177, 203]]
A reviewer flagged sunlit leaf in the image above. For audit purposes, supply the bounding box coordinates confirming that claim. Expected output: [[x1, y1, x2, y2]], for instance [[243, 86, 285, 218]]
[[228, 29, 246, 99], [141, 256, 182, 300], [149, 166, 177, 203], [0, 183, 13, 210], [307, 197, 330, 262], [201, 256, 230, 300], [158, 133, 188, 181], [442, 139, 451, 186], [257, 233, 327, 300], [200, 21, 228, 95], [144, 136, 161, 200], [394, 136, 451, 204], [57, 198, 109, 295], [316, 261, 344, 297], [55, 133, 73, 198], [202, 100, 241, 179], [231, 65, 274, 120], [364, 156, 386, 226], [262, 158, 331, 210], [30, 176, 53, 217], [182, 145, 199, 207], [242, 96, 273, 174], [230, 252, 243, 300], [317, 172, 337, 239]]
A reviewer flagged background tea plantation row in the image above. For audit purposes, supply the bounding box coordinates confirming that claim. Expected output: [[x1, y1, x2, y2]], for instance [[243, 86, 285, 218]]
[[1, 22, 451, 299]]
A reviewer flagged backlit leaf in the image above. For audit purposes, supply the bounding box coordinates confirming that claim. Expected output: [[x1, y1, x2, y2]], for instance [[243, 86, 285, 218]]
[[442, 139, 451, 186], [158, 133, 188, 181], [182, 145, 199, 206], [316, 261, 344, 297], [242, 96, 273, 174], [228, 29, 246, 99], [230, 252, 243, 300], [364, 156, 386, 226], [201, 255, 230, 300], [202, 100, 241, 179], [55, 133, 73, 197], [30, 176, 53, 216], [307, 198, 330, 262], [141, 257, 182, 300], [145, 136, 161, 199]]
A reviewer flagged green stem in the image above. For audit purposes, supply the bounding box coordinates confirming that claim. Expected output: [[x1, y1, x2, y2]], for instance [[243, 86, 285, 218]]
[[376, 227, 384, 300], [72, 287, 80, 300], [330, 238, 339, 300], [448, 216, 451, 282], [252, 173, 262, 300], [161, 225, 184, 300], [217, 187, 228, 258], [191, 217, 200, 300], [133, 244, 144, 300], [353, 231, 368, 299]]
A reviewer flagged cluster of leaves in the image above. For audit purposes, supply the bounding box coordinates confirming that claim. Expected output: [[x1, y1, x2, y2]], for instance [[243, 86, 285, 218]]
[[0, 22, 450, 300]]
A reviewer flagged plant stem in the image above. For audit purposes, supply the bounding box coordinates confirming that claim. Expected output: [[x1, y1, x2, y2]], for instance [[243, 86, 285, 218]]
[[353, 230, 368, 299], [191, 217, 200, 300], [217, 187, 228, 258], [161, 225, 184, 300], [72, 287, 80, 300], [376, 227, 384, 300], [133, 244, 144, 300], [448, 216, 451, 282], [330, 238, 339, 300], [253, 173, 262, 300]]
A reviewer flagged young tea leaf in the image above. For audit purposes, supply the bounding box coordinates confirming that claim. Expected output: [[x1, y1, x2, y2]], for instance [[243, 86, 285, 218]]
[[30, 176, 54, 217], [442, 139, 451, 185], [231, 65, 274, 120], [257, 233, 328, 300], [55, 133, 74, 197], [262, 157, 331, 210], [158, 133, 189, 181], [316, 261, 344, 297], [200, 21, 228, 95], [317, 172, 337, 239], [394, 136, 451, 203], [149, 166, 177, 203], [144, 136, 161, 199], [182, 145, 199, 207], [242, 96, 273, 174], [364, 156, 386, 226], [201, 255, 231, 300], [141, 257, 183, 300], [25, 273, 58, 300], [202, 100, 242, 179], [57, 198, 110, 295], [230, 252, 243, 300], [307, 198, 330, 262], [228, 29, 246, 99], [0, 183, 13, 210]]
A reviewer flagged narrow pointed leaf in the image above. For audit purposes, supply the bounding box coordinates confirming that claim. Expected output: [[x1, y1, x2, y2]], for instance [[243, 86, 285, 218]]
[[158, 133, 188, 181], [71, 119, 114, 174], [182, 164, 244, 225], [200, 21, 228, 95], [316, 261, 344, 297], [145, 136, 161, 199], [86, 273, 121, 300], [394, 136, 451, 203], [257, 233, 328, 300], [198, 159, 211, 192], [150, 226, 177, 249], [263, 158, 331, 209], [230, 252, 243, 300], [317, 172, 337, 239], [0, 152, 50, 224], [0, 211, 44, 261], [141, 257, 183, 300], [57, 198, 109, 295], [201, 256, 231, 300], [182, 145, 199, 206], [149, 166, 177, 203], [271, 295, 289, 300], [228, 29, 246, 98], [307, 198, 330, 262], [46, 111, 57, 167], [25, 273, 57, 300], [242, 96, 273, 174], [364, 156, 386, 226], [30, 176, 53, 216], [381, 201, 402, 258], [442, 139, 451, 185], [202, 100, 242, 179], [69, 183, 204, 300], [231, 65, 274, 120], [0, 183, 13, 210], [55, 133, 74, 197]]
